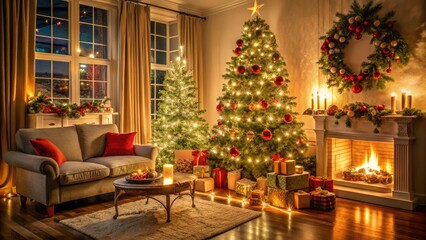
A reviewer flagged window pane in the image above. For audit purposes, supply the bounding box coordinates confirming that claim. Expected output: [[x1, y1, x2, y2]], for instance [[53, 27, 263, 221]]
[[79, 43, 92, 57], [36, 16, 51, 36], [53, 61, 69, 79], [156, 70, 166, 84], [156, 36, 166, 51], [156, 86, 163, 98], [94, 8, 107, 26], [53, 39, 68, 55], [54, 99, 69, 105], [80, 81, 92, 98], [53, 19, 68, 39], [150, 35, 154, 49], [156, 22, 166, 36], [150, 21, 155, 34], [94, 45, 107, 59], [156, 51, 166, 65], [94, 26, 107, 44], [53, 80, 69, 98], [36, 36, 51, 53], [79, 64, 89, 79], [36, 60, 51, 78], [170, 23, 178, 36], [80, 5, 92, 23], [35, 78, 51, 96], [80, 23, 93, 42], [37, 0, 51, 16], [151, 85, 155, 98], [94, 82, 107, 99], [150, 50, 155, 63], [170, 51, 178, 61], [53, 0, 68, 19], [93, 65, 107, 80], [170, 37, 178, 51]]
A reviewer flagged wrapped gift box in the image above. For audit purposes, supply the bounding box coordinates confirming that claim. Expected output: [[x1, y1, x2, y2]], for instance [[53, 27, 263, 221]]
[[193, 165, 210, 178], [295, 165, 304, 174], [213, 168, 227, 188], [227, 169, 241, 190], [192, 150, 208, 166], [309, 176, 334, 192], [235, 178, 257, 196], [268, 188, 294, 209], [267, 172, 309, 191], [310, 187, 336, 210], [176, 158, 193, 173], [273, 161, 281, 174], [294, 190, 310, 209], [250, 189, 265, 206], [256, 176, 268, 192], [280, 160, 296, 175], [194, 178, 214, 192]]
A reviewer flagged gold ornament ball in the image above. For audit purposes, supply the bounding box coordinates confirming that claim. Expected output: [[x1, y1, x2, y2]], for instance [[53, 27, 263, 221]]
[[329, 49, 335, 54], [330, 67, 337, 73], [247, 130, 254, 141], [334, 33, 340, 40], [391, 40, 398, 47], [355, 15, 362, 22], [374, 40, 381, 46], [373, 20, 380, 27], [229, 129, 236, 137], [328, 42, 335, 49], [347, 110, 355, 118], [249, 103, 256, 111], [334, 48, 341, 53], [348, 17, 355, 24], [339, 37, 346, 43], [380, 42, 387, 48], [339, 69, 346, 75]]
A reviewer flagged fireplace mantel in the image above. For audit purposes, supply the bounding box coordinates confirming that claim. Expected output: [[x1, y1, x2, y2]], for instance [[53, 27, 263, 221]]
[[313, 114, 418, 210]]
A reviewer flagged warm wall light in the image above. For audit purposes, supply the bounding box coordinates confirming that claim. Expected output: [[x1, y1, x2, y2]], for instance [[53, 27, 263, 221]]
[[163, 164, 174, 185]]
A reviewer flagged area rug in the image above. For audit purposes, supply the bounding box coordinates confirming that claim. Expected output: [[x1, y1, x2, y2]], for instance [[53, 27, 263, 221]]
[[60, 196, 261, 240]]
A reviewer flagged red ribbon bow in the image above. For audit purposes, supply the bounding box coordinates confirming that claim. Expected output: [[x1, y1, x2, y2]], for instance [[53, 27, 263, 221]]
[[271, 153, 288, 162]]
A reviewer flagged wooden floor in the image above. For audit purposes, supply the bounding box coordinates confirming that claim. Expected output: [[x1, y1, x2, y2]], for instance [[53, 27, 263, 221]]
[[1, 189, 425, 240]]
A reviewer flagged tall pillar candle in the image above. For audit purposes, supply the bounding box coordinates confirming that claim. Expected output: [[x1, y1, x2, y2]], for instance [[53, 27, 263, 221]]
[[316, 91, 320, 110], [311, 93, 314, 109], [407, 91, 412, 108], [323, 95, 327, 110], [391, 93, 396, 114], [163, 164, 174, 185], [401, 89, 406, 110]]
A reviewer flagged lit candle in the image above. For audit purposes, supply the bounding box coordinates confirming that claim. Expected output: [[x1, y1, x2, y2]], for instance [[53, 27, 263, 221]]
[[401, 89, 406, 110], [407, 91, 412, 108], [163, 164, 174, 185], [323, 94, 327, 110], [311, 93, 314, 109], [316, 91, 320, 110], [391, 93, 396, 114]]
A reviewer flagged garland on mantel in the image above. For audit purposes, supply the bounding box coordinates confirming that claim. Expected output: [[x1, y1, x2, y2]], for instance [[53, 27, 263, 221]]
[[334, 102, 422, 133], [318, 0, 410, 94]]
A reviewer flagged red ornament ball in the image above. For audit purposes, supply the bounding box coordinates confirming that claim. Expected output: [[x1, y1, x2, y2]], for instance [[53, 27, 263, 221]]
[[390, 53, 395, 59], [237, 66, 246, 74], [229, 147, 239, 157], [217, 120, 222, 126], [355, 33, 363, 40], [236, 39, 244, 47], [348, 23, 356, 31], [360, 105, 367, 112], [261, 100, 269, 109], [234, 47, 242, 55], [382, 48, 390, 55], [283, 113, 293, 124], [363, 20, 371, 26], [343, 74, 350, 81], [351, 83, 363, 94], [296, 139, 304, 144], [387, 21, 394, 28], [261, 129, 273, 141], [325, 37, 333, 44], [350, 74, 357, 82], [373, 71, 381, 79], [250, 65, 261, 75], [355, 26, 364, 33], [373, 32, 381, 38], [274, 76, 284, 86], [230, 101, 237, 110], [376, 104, 385, 111], [386, 68, 392, 73], [216, 103, 223, 113], [396, 59, 401, 63], [327, 105, 339, 115], [357, 73, 365, 81]]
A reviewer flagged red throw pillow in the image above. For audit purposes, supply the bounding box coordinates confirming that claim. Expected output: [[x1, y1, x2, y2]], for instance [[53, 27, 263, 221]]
[[30, 138, 67, 166], [103, 132, 136, 157]]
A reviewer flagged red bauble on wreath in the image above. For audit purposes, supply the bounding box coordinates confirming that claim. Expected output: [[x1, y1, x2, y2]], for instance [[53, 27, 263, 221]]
[[237, 66, 246, 74], [236, 39, 244, 47], [283, 113, 293, 124], [261, 129, 273, 141], [229, 147, 239, 157], [250, 65, 261, 75], [234, 47, 242, 55], [318, 1, 410, 94], [274, 76, 284, 86], [260, 100, 269, 109]]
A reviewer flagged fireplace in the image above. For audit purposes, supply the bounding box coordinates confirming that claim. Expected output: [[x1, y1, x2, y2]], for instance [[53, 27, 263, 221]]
[[313, 115, 417, 210]]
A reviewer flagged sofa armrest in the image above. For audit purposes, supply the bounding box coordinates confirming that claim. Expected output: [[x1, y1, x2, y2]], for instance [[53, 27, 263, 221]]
[[134, 144, 158, 160], [4, 151, 59, 177]]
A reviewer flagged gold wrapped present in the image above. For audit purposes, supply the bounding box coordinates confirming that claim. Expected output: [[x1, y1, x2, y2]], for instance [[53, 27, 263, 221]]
[[280, 160, 296, 175], [267, 172, 309, 191], [256, 176, 268, 192], [193, 165, 210, 178], [273, 161, 281, 174], [194, 178, 214, 192], [235, 178, 257, 196], [268, 188, 294, 209], [295, 165, 304, 174], [294, 190, 310, 209], [227, 169, 241, 190]]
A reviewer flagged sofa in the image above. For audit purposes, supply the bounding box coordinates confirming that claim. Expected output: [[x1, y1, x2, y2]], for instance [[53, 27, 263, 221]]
[[4, 124, 158, 216]]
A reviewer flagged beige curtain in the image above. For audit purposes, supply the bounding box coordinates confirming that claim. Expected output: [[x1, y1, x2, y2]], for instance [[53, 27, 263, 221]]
[[178, 15, 204, 108], [0, 0, 35, 196], [118, 1, 151, 144]]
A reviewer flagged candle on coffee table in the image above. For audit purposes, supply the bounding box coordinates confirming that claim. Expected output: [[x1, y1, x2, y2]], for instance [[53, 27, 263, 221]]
[[163, 164, 174, 185]]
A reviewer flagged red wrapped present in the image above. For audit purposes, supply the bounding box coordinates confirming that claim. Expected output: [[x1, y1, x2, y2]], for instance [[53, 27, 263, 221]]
[[213, 168, 227, 188], [310, 187, 336, 210], [192, 150, 208, 166], [309, 176, 334, 192]]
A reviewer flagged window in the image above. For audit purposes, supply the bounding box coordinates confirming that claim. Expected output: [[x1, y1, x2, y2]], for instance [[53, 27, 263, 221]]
[[35, 0, 116, 105], [150, 20, 178, 119]]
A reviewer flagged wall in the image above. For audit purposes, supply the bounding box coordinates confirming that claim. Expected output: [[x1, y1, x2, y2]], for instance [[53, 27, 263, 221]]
[[202, 0, 426, 203]]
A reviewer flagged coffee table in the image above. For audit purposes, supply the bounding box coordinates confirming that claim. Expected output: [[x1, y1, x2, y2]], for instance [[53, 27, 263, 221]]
[[113, 172, 197, 222]]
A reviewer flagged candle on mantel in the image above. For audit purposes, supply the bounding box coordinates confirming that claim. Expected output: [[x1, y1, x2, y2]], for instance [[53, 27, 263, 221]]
[[163, 164, 174, 185], [311, 93, 314, 109], [401, 89, 406, 110], [316, 91, 320, 110], [323, 95, 327, 110], [391, 93, 396, 114], [407, 91, 412, 108]]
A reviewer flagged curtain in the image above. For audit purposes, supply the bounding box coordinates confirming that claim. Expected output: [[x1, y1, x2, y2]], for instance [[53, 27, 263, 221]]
[[118, 1, 151, 144], [0, 0, 35, 196], [178, 15, 204, 108]]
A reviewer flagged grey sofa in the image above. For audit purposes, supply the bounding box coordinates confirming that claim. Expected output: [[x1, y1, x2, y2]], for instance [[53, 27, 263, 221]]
[[4, 124, 158, 216]]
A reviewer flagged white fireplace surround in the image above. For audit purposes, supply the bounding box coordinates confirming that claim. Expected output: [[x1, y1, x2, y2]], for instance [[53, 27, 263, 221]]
[[313, 115, 417, 210]]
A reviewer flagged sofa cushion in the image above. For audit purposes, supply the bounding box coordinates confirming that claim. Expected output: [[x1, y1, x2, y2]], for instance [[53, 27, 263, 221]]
[[30, 138, 67, 166], [87, 156, 154, 177], [103, 132, 136, 156], [59, 161, 110, 186], [16, 126, 83, 161], [75, 124, 118, 160]]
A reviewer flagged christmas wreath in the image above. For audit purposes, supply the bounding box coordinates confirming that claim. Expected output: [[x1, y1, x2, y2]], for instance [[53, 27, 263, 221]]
[[318, 0, 410, 94]]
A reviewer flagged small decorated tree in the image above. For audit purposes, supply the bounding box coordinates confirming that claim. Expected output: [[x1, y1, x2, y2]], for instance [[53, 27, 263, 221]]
[[151, 48, 209, 168]]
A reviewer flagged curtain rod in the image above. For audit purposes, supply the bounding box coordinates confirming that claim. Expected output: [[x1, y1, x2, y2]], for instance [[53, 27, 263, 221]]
[[125, 0, 207, 20]]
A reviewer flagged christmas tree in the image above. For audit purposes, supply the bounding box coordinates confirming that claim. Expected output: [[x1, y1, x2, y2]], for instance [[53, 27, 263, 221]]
[[209, 13, 308, 179], [151, 48, 209, 168]]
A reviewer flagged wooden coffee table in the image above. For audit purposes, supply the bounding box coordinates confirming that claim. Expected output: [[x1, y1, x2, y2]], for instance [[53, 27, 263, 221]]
[[113, 172, 197, 222]]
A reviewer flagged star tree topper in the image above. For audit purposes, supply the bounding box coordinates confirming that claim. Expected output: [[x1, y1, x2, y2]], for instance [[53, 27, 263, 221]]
[[248, 0, 264, 16]]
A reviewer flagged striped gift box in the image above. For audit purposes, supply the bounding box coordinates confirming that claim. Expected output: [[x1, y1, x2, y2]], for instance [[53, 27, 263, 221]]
[[310, 190, 336, 210]]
